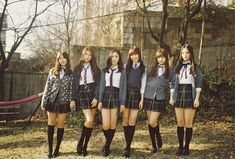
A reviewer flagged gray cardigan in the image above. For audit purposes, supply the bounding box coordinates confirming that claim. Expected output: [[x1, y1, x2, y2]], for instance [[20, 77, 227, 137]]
[[99, 69, 127, 105], [144, 67, 169, 100], [169, 63, 202, 103], [41, 68, 73, 108]]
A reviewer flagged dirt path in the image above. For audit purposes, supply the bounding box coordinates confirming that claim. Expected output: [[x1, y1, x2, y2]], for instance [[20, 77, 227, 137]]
[[0, 117, 234, 159]]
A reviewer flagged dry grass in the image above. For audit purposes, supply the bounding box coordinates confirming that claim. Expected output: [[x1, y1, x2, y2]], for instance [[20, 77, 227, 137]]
[[0, 116, 234, 159]]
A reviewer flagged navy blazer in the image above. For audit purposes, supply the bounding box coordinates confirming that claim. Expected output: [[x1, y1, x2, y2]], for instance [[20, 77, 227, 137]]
[[144, 67, 169, 100], [41, 68, 73, 108]]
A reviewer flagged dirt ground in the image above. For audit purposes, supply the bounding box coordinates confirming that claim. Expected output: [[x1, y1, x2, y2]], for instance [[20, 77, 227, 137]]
[[0, 116, 234, 159]]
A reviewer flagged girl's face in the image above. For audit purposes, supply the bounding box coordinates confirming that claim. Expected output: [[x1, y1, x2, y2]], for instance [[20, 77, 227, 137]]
[[83, 50, 92, 63], [111, 52, 119, 66], [130, 53, 139, 63], [181, 48, 191, 61], [156, 54, 166, 65], [59, 55, 67, 67]]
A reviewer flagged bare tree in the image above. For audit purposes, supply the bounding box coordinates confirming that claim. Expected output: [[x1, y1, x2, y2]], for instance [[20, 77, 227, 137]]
[[0, 0, 56, 72], [135, 0, 203, 66]]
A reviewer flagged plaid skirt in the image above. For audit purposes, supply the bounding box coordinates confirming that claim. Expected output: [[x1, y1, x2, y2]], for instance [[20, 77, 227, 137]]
[[175, 84, 194, 108], [102, 86, 120, 109], [45, 95, 70, 113], [125, 88, 141, 110], [143, 98, 166, 112], [76, 83, 96, 110]]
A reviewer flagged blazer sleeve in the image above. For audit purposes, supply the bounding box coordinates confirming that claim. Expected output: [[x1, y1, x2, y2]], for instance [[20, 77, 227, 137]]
[[120, 69, 127, 105], [99, 71, 105, 103], [69, 74, 74, 101], [169, 65, 177, 93], [41, 68, 53, 108]]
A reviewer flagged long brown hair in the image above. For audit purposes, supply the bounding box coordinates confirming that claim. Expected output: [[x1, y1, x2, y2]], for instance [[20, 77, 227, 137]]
[[103, 49, 123, 73], [76, 47, 100, 80], [53, 51, 72, 76], [176, 44, 195, 74], [126, 46, 145, 77], [149, 48, 169, 79]]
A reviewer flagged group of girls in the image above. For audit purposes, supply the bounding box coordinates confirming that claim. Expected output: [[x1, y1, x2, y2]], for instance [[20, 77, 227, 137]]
[[41, 44, 202, 158]]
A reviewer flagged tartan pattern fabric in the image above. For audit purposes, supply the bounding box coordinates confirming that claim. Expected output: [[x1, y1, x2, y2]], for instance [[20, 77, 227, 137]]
[[143, 98, 166, 112], [46, 95, 70, 113], [125, 88, 141, 110], [102, 86, 120, 109], [174, 84, 194, 108], [75, 83, 96, 110]]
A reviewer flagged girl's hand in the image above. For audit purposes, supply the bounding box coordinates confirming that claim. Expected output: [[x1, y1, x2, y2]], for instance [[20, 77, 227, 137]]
[[194, 98, 200, 108], [98, 102, 102, 112], [91, 99, 98, 108], [120, 105, 125, 113], [70, 101, 76, 110], [139, 99, 144, 110]]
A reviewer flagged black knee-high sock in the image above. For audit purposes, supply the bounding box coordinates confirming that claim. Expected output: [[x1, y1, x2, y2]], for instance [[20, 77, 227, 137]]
[[83, 127, 93, 149], [126, 125, 135, 150], [185, 128, 192, 149], [103, 129, 109, 146], [78, 125, 87, 148], [107, 129, 115, 148], [54, 128, 64, 152], [155, 124, 162, 148], [177, 127, 184, 149], [47, 125, 55, 154], [123, 126, 129, 149], [148, 125, 157, 148]]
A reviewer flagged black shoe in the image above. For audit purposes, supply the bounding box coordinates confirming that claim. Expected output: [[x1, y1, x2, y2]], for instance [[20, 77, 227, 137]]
[[151, 147, 157, 153], [156, 134, 162, 149], [123, 149, 130, 158], [102, 145, 110, 157], [82, 148, 88, 157], [183, 148, 190, 156], [176, 148, 183, 156], [52, 150, 59, 158], [77, 142, 83, 155], [77, 146, 83, 155]]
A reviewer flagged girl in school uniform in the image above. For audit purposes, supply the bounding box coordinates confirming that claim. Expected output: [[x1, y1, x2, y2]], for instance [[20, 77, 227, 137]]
[[41, 52, 73, 158], [169, 44, 202, 156], [98, 49, 127, 157], [121, 46, 146, 157], [70, 47, 101, 157], [143, 48, 169, 153]]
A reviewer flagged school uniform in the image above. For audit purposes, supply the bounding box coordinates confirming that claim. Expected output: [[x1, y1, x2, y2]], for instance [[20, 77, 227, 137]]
[[72, 63, 100, 110], [169, 61, 202, 156], [125, 63, 146, 109], [143, 65, 168, 112], [142, 65, 168, 152], [41, 68, 73, 113], [99, 67, 127, 109], [169, 62, 202, 108], [41, 67, 73, 157], [99, 66, 127, 157], [72, 63, 100, 156]]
